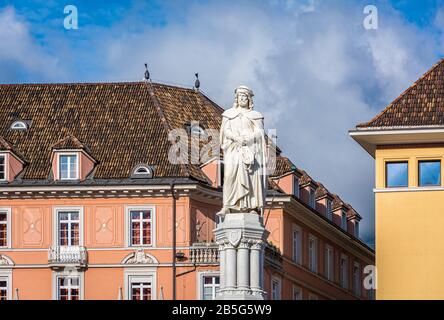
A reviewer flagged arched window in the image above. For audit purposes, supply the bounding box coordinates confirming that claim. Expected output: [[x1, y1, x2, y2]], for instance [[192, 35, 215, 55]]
[[10, 121, 28, 130], [191, 125, 205, 136], [131, 165, 153, 179]]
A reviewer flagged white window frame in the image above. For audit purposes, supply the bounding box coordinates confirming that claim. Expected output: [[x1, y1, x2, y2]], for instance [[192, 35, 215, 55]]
[[326, 199, 332, 220], [197, 271, 220, 300], [271, 276, 282, 300], [125, 206, 156, 248], [292, 285, 302, 300], [0, 270, 12, 300], [292, 224, 302, 264], [341, 210, 348, 230], [10, 121, 28, 130], [53, 207, 84, 247], [124, 268, 157, 300], [57, 153, 79, 180], [340, 254, 349, 290], [0, 154, 6, 182], [353, 262, 361, 297], [0, 208, 11, 248], [324, 244, 334, 281], [309, 188, 316, 208], [308, 234, 318, 273], [52, 271, 84, 300], [293, 176, 300, 198]]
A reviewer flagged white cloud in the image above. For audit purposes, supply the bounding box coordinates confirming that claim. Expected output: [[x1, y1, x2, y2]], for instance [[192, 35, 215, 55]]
[[1, 1, 441, 244], [0, 6, 62, 82], [92, 1, 440, 243]]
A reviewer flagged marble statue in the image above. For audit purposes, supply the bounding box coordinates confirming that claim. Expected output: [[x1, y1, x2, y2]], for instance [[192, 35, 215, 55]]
[[218, 86, 267, 215]]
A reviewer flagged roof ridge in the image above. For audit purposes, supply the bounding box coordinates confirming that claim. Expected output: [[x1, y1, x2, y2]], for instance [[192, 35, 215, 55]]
[[357, 56, 444, 128]]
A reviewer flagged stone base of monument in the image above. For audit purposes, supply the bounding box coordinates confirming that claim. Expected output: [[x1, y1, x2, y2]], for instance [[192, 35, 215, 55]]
[[214, 212, 269, 300]]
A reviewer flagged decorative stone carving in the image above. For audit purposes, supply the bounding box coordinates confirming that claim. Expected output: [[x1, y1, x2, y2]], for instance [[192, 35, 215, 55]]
[[0, 254, 14, 266], [122, 249, 157, 264], [228, 230, 242, 247]]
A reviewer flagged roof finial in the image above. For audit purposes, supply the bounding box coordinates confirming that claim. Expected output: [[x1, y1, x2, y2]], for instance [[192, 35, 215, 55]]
[[144, 63, 150, 82], [194, 73, 200, 91]]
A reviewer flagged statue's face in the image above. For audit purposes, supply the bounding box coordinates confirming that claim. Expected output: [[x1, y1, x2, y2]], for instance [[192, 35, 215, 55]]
[[238, 92, 249, 109]]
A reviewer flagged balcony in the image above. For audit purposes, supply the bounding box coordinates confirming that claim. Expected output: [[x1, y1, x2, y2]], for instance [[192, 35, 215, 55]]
[[48, 246, 88, 270], [189, 243, 219, 264]]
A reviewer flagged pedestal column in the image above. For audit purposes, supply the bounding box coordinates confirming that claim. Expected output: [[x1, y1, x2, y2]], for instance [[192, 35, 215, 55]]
[[214, 212, 269, 300], [237, 240, 250, 291]]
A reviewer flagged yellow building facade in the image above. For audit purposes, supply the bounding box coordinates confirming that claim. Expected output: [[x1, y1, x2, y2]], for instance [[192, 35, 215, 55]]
[[351, 58, 444, 299]]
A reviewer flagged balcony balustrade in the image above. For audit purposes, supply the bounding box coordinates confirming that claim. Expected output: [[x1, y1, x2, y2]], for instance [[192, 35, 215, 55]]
[[48, 246, 88, 269]]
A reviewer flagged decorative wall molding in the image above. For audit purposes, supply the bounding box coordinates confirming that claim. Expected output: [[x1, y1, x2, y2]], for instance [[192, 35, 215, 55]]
[[0, 254, 14, 266], [121, 249, 159, 265]]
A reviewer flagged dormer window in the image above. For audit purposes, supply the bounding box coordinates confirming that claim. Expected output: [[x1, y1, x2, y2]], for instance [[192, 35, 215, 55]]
[[135, 166, 150, 175], [293, 176, 300, 198], [59, 154, 78, 180], [131, 165, 154, 179], [309, 188, 316, 208], [341, 211, 347, 230], [0, 155, 5, 181], [10, 121, 28, 130], [326, 199, 333, 220]]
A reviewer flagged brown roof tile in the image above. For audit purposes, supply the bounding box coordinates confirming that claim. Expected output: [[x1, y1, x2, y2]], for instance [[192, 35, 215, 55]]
[[358, 57, 444, 128], [0, 82, 216, 181]]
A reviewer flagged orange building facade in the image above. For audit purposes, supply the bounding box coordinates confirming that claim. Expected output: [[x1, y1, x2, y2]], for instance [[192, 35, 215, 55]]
[[0, 81, 374, 300]]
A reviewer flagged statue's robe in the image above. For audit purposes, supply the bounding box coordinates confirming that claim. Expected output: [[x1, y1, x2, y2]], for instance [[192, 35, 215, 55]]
[[220, 107, 267, 212]]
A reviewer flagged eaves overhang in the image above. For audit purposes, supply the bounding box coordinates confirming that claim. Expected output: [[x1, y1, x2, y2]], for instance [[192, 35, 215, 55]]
[[349, 126, 444, 158]]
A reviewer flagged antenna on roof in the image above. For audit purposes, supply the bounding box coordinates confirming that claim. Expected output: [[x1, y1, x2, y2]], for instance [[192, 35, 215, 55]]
[[144, 63, 150, 82], [194, 73, 200, 91]]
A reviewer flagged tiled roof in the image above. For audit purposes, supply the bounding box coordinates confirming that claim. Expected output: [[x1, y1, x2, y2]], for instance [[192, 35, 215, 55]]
[[357, 57, 444, 128], [0, 136, 14, 151], [52, 134, 89, 150], [315, 182, 331, 199], [0, 82, 219, 181], [270, 156, 298, 178]]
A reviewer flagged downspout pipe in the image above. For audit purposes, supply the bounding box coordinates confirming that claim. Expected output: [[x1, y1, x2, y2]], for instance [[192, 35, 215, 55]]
[[171, 182, 179, 300]]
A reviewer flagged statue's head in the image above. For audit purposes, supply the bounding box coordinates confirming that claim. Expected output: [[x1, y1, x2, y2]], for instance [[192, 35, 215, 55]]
[[233, 85, 254, 110]]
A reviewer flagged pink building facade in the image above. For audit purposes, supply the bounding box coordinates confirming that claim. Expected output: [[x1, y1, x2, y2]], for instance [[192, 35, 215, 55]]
[[0, 82, 374, 300]]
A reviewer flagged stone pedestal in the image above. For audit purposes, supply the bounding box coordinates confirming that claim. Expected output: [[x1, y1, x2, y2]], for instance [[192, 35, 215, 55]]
[[214, 212, 269, 300]]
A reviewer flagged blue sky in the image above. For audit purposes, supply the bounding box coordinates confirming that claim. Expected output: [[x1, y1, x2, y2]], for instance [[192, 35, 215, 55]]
[[2, 0, 444, 246]]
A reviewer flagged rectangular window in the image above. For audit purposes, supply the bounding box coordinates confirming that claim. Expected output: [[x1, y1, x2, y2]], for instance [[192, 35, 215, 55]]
[[130, 278, 152, 300], [271, 278, 281, 300], [292, 226, 302, 264], [0, 155, 5, 181], [325, 245, 334, 281], [341, 211, 347, 230], [58, 211, 80, 246], [0, 278, 7, 300], [202, 276, 220, 300], [0, 211, 8, 247], [309, 188, 316, 208], [292, 285, 302, 300], [57, 276, 80, 300], [308, 235, 318, 273], [340, 256, 348, 289], [59, 154, 78, 180], [130, 209, 152, 246], [386, 161, 408, 188], [293, 176, 300, 198], [353, 263, 361, 297], [419, 160, 441, 186], [326, 199, 332, 220]]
